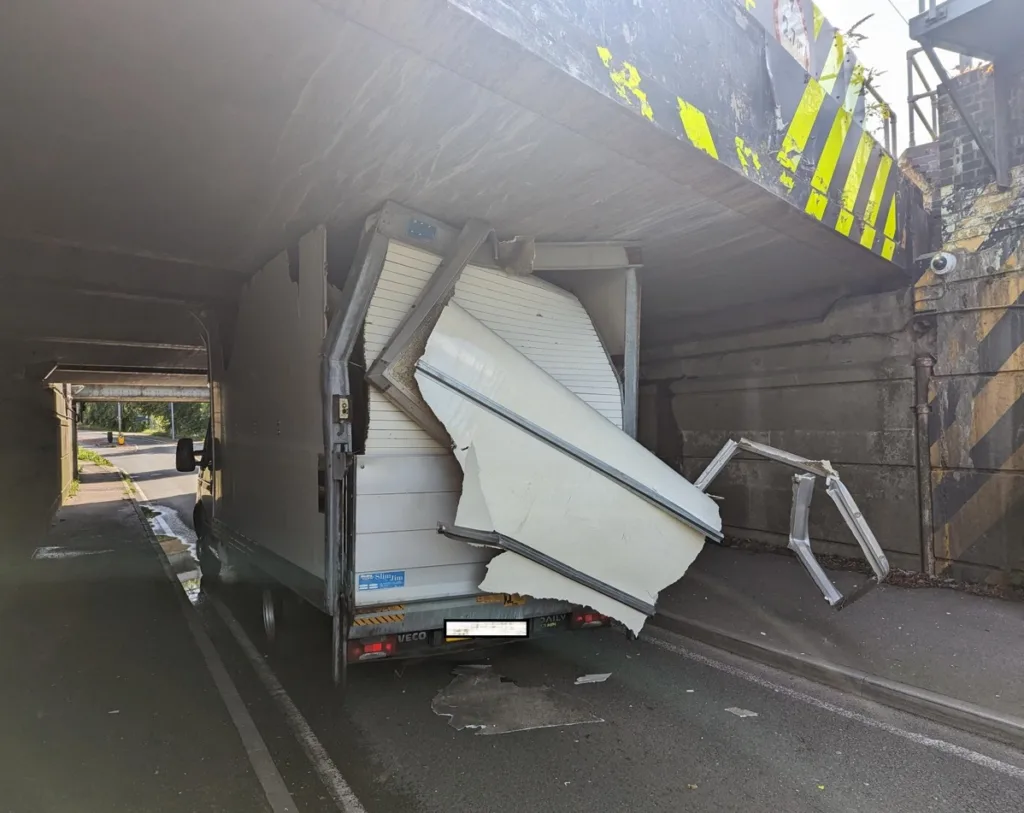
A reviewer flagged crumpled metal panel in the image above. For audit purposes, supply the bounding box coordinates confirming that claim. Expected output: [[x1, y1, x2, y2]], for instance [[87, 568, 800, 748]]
[[415, 303, 721, 633]]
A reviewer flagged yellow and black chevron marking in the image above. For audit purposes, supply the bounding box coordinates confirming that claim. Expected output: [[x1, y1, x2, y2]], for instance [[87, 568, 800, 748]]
[[593, 36, 899, 264], [929, 268, 1024, 576], [812, 4, 825, 41], [352, 604, 406, 626], [352, 612, 406, 626]]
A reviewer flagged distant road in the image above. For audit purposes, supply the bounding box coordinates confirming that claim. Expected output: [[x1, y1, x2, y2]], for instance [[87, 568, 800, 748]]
[[79, 430, 197, 521]]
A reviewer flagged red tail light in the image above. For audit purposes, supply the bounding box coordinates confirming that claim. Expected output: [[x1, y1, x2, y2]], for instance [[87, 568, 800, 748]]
[[571, 610, 609, 629], [348, 636, 396, 661]]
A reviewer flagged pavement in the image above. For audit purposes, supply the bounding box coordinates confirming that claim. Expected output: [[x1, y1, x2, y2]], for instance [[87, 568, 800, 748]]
[[3, 433, 1023, 812], [655, 544, 1024, 744], [0, 460, 270, 813]]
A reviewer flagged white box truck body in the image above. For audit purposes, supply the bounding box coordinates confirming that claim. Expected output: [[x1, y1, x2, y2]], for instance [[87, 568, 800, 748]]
[[180, 203, 723, 681]]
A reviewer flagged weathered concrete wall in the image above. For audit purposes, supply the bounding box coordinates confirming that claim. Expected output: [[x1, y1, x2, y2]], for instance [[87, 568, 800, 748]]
[[53, 384, 75, 503], [913, 65, 1024, 586], [0, 354, 69, 546], [641, 290, 923, 570], [640, 64, 1024, 587]]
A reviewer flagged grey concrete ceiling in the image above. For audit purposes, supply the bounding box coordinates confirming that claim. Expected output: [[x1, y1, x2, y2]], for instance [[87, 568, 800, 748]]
[[0, 0, 907, 377]]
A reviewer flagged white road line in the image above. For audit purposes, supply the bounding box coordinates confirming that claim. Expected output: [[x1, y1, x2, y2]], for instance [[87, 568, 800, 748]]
[[133, 497, 299, 813], [641, 630, 1024, 781], [120, 468, 151, 504], [211, 596, 368, 813]]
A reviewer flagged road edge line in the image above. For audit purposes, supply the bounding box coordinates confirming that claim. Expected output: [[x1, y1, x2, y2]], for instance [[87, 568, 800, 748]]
[[652, 611, 1024, 750], [122, 477, 299, 813], [210, 595, 369, 813]]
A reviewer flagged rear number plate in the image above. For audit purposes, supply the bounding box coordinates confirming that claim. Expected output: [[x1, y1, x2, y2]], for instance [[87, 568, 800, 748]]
[[444, 620, 528, 638]]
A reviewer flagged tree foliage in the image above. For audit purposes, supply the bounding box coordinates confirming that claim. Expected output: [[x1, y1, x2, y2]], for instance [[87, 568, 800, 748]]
[[81, 401, 209, 439]]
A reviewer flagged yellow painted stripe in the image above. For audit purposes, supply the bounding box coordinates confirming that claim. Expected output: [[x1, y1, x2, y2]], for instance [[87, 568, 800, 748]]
[[677, 98, 719, 159], [935, 443, 1024, 564], [977, 275, 1024, 345], [880, 195, 898, 259], [819, 34, 846, 95], [859, 155, 893, 248], [805, 108, 853, 220], [967, 360, 1024, 451], [844, 65, 866, 114], [806, 190, 829, 220], [835, 132, 874, 236], [813, 4, 825, 40], [883, 196, 897, 239], [777, 78, 826, 173], [862, 155, 893, 225], [354, 612, 406, 625]]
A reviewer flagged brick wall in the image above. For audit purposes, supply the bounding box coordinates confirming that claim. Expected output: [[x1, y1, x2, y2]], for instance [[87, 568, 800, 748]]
[[937, 66, 1024, 193]]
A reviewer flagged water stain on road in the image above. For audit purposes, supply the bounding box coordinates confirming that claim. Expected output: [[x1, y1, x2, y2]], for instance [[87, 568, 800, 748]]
[[432, 665, 604, 735], [142, 503, 203, 605]]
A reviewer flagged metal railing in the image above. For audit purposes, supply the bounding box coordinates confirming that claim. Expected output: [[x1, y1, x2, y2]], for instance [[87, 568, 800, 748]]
[[907, 47, 940, 147], [865, 80, 898, 155]]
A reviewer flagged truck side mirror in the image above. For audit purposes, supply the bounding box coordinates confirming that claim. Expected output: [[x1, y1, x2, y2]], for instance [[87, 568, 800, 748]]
[[176, 438, 197, 472]]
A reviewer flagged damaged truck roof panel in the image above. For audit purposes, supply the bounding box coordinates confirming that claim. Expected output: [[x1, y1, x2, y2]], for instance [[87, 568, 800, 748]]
[[417, 302, 722, 634]]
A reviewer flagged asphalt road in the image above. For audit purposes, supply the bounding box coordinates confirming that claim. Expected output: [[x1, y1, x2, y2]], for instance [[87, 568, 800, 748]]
[[79, 432, 1024, 813], [80, 430, 196, 520]]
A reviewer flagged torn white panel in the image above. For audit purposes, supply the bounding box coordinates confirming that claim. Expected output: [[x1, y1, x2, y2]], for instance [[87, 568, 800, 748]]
[[415, 303, 721, 634]]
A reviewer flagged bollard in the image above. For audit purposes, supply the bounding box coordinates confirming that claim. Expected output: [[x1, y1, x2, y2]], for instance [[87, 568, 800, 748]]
[[107, 431, 113, 444]]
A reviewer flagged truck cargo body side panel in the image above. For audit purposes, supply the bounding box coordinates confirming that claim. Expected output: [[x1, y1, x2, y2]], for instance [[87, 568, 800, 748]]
[[217, 229, 328, 589]]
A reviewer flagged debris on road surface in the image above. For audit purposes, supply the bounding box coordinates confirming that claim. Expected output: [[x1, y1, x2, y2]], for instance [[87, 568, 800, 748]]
[[687, 784, 698, 790], [725, 707, 759, 718], [432, 669, 603, 735], [574, 673, 611, 685], [31, 546, 114, 560], [452, 663, 493, 676]]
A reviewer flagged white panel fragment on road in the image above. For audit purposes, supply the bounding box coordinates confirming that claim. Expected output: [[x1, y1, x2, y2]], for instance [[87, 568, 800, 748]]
[[415, 303, 721, 634], [725, 707, 759, 718], [31, 546, 114, 560], [575, 673, 612, 685]]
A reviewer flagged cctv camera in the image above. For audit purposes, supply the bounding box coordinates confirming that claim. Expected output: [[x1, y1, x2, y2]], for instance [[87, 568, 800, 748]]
[[929, 252, 957, 275]]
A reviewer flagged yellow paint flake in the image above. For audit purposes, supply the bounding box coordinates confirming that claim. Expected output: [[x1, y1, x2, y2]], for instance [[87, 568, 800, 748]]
[[597, 45, 654, 121], [735, 136, 762, 174]]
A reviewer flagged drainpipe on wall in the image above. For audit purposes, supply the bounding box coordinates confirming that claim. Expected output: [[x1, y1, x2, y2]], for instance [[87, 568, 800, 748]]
[[914, 356, 936, 576]]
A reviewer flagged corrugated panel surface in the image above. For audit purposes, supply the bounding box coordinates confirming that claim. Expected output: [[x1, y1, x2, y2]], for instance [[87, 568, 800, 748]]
[[356, 239, 624, 604], [454, 266, 623, 426], [362, 240, 622, 453]]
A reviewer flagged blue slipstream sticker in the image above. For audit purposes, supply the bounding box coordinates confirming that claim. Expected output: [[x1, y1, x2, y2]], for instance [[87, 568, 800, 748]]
[[357, 570, 406, 591]]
